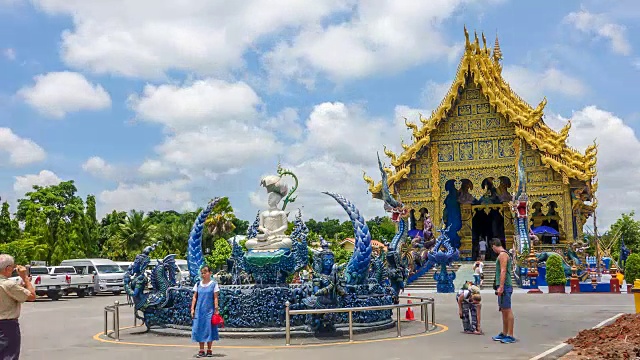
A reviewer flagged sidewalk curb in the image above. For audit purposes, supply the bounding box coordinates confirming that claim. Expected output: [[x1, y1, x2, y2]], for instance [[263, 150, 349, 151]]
[[529, 313, 625, 360]]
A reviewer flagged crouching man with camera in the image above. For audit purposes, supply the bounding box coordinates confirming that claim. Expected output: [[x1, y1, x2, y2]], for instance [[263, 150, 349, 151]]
[[0, 254, 37, 359]]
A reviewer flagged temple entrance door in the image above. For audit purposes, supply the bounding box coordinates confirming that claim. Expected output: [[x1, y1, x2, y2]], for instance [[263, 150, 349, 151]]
[[471, 208, 506, 261]]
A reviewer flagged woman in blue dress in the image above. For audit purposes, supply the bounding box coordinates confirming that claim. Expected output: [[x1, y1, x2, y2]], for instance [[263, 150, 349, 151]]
[[191, 265, 220, 357]]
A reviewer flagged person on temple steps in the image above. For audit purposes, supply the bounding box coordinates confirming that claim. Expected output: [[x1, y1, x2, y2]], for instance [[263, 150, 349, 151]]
[[473, 258, 484, 287], [191, 265, 220, 358], [478, 237, 487, 261], [491, 238, 516, 344]]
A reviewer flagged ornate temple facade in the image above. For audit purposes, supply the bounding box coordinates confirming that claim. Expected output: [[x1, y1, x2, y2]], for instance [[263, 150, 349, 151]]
[[364, 28, 597, 259]]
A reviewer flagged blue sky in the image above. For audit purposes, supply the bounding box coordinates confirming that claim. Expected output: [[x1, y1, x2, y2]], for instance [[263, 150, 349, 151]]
[[0, 0, 639, 229]]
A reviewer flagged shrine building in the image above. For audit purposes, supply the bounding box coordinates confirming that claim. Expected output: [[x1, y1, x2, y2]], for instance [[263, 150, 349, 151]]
[[364, 28, 597, 261]]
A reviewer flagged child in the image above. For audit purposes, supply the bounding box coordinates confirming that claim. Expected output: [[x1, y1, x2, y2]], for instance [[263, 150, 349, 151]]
[[457, 284, 482, 334]]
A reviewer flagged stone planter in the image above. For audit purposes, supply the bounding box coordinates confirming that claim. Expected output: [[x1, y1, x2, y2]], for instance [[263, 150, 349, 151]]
[[548, 284, 566, 293]]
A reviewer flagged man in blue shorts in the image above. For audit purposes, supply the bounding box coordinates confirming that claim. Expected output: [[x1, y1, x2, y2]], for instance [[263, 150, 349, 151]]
[[490, 238, 515, 344]]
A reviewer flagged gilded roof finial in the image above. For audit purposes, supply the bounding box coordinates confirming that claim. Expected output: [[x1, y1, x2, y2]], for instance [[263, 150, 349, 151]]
[[474, 31, 480, 52], [482, 32, 488, 53], [493, 33, 503, 62], [464, 25, 471, 51], [363, 170, 375, 188], [401, 138, 410, 151]]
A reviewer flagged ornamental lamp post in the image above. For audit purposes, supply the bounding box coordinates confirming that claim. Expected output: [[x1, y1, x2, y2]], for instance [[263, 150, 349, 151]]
[[570, 264, 580, 294], [610, 263, 620, 293], [527, 252, 542, 293]]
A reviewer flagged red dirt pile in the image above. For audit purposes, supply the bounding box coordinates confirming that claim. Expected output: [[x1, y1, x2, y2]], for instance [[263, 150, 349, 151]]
[[564, 313, 640, 359]]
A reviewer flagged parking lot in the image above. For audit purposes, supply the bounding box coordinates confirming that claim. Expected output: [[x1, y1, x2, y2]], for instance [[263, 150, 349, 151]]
[[16, 290, 637, 360]]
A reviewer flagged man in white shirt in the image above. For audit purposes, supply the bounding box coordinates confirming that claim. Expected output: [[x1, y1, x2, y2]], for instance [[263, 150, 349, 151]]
[[473, 259, 484, 286], [1, 254, 36, 360]]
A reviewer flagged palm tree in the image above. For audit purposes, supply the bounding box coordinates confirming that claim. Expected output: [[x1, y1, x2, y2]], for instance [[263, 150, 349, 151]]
[[204, 198, 236, 239], [118, 210, 156, 258]]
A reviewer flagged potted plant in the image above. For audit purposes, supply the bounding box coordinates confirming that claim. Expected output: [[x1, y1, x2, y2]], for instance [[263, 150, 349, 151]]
[[624, 254, 640, 293], [545, 253, 567, 293]]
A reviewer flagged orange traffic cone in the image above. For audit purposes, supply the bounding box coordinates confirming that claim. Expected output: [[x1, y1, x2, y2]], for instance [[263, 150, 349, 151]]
[[405, 294, 415, 321]]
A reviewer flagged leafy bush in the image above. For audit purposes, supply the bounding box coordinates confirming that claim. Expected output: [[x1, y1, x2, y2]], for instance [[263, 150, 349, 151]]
[[625, 253, 640, 285], [545, 253, 567, 286], [205, 237, 232, 271]]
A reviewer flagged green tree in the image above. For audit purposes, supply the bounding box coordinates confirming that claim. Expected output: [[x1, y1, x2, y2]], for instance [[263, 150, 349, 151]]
[[16, 181, 84, 265], [231, 217, 249, 236], [205, 237, 232, 270], [367, 217, 396, 242], [79, 195, 99, 257], [624, 253, 640, 284], [98, 210, 127, 253], [0, 239, 47, 265], [330, 239, 351, 265], [607, 212, 640, 258], [205, 198, 236, 239], [118, 210, 156, 259], [0, 202, 19, 243]]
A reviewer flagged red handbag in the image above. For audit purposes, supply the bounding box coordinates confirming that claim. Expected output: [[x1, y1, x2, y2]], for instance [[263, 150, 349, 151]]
[[211, 313, 224, 328]]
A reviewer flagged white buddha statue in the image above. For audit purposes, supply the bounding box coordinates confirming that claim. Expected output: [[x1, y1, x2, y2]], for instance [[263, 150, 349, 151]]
[[245, 175, 293, 251]]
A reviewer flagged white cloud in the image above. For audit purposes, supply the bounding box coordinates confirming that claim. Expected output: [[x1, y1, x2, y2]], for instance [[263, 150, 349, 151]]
[[128, 79, 262, 131], [263, 0, 487, 86], [264, 107, 303, 140], [421, 80, 451, 111], [2, 48, 16, 61], [564, 9, 632, 56], [13, 170, 62, 194], [502, 66, 587, 104], [128, 78, 283, 179], [155, 123, 283, 176], [248, 101, 413, 221], [98, 179, 196, 215], [288, 102, 407, 165], [17, 71, 111, 118], [81, 156, 115, 178], [545, 106, 640, 228], [0, 127, 46, 166], [31, 0, 351, 78], [138, 159, 173, 178], [633, 58, 640, 70]]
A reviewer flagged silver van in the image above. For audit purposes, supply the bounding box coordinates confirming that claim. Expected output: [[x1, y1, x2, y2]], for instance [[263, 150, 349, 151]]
[[59, 258, 125, 295]]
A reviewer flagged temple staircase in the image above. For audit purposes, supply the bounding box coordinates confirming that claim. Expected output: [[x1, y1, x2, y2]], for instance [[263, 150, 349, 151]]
[[405, 261, 516, 290], [405, 263, 461, 290]]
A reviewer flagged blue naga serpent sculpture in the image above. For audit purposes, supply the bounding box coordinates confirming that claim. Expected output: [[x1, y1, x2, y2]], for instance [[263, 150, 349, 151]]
[[426, 225, 459, 293], [323, 154, 410, 296], [123, 242, 181, 326], [187, 198, 220, 284], [375, 153, 409, 296], [123, 199, 220, 329]]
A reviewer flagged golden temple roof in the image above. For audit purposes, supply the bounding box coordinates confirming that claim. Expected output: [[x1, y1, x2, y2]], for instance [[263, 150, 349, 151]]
[[365, 27, 597, 195]]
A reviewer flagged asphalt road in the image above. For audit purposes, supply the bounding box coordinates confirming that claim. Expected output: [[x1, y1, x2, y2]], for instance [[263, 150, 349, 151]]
[[17, 290, 635, 360]]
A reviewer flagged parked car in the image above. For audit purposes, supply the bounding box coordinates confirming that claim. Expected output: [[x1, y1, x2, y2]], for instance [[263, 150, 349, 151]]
[[115, 261, 132, 272], [59, 259, 125, 295], [175, 259, 190, 285], [48, 266, 94, 297], [28, 266, 70, 301]]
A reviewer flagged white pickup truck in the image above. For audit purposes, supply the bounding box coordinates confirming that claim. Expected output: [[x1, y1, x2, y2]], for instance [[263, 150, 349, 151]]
[[49, 266, 94, 297], [28, 266, 70, 301]]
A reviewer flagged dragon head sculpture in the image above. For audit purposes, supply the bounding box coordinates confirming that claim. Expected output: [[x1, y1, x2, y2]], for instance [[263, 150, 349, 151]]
[[130, 242, 160, 276], [377, 153, 408, 223]]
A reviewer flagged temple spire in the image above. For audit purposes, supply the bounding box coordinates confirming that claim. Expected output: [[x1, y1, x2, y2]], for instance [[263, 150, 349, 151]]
[[493, 33, 503, 62]]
